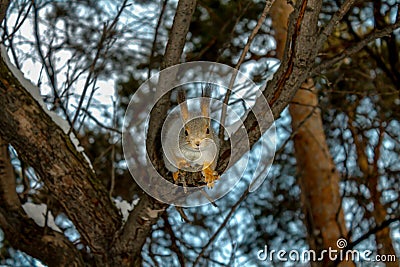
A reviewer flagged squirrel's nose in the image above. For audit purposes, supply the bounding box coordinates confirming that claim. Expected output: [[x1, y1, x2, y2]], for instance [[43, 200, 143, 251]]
[[195, 141, 200, 147]]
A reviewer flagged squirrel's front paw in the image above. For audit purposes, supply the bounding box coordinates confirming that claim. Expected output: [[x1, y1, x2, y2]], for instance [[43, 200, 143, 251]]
[[173, 159, 190, 183], [202, 166, 219, 188], [172, 171, 180, 182]]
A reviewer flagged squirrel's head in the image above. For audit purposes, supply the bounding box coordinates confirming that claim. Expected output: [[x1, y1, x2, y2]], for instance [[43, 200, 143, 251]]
[[181, 117, 212, 149], [177, 85, 215, 148]]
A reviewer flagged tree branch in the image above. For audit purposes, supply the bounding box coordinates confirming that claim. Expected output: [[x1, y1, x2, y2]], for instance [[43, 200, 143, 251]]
[[0, 51, 122, 258], [162, 213, 186, 267], [148, 0, 168, 79], [334, 215, 400, 266], [193, 190, 249, 266], [0, 137, 87, 266], [109, 194, 167, 266], [113, 0, 198, 264], [161, 0, 197, 69], [219, 0, 275, 141], [316, 0, 357, 50], [312, 17, 400, 76], [146, 0, 198, 168], [0, 0, 10, 26], [218, 0, 323, 171], [32, 1, 72, 127], [0, 207, 88, 266]]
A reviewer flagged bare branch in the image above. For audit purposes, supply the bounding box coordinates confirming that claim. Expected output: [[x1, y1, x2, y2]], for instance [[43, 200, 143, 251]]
[[219, 0, 274, 140], [148, 0, 168, 79], [193, 190, 249, 266], [80, 107, 122, 135], [316, 0, 357, 50], [109, 194, 167, 266], [32, 1, 73, 129], [312, 18, 400, 76], [114, 0, 198, 264], [0, 206, 88, 266], [218, 0, 323, 172], [161, 0, 197, 69], [146, 0, 198, 174], [162, 213, 186, 267], [70, 0, 129, 131], [0, 53, 122, 257], [334, 215, 400, 266]]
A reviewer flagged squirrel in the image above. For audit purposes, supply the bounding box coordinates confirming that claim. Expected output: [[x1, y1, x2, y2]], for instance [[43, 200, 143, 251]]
[[162, 85, 220, 188]]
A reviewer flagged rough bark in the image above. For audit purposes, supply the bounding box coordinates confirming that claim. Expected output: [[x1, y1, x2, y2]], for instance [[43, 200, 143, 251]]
[[146, 0, 198, 173], [289, 80, 352, 267], [109, 194, 167, 266], [0, 0, 200, 265], [0, 0, 10, 24], [112, 0, 198, 265], [218, 0, 326, 171], [218, 0, 400, 173], [0, 137, 87, 266], [0, 52, 122, 263], [271, 0, 353, 266]]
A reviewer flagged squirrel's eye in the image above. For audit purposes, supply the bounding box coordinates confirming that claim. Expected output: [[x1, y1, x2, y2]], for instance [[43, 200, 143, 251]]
[[185, 129, 189, 136], [206, 127, 210, 134]]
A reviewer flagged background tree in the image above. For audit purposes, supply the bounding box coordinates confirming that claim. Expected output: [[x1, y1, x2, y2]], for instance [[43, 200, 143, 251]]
[[0, 0, 399, 266]]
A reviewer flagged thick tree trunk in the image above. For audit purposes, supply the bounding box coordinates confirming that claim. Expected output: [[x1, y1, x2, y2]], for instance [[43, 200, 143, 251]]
[[271, 1, 353, 266], [0, 137, 87, 266], [289, 81, 351, 267]]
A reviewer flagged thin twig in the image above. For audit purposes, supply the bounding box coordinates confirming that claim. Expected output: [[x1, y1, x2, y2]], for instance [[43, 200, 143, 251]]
[[80, 108, 122, 135], [334, 215, 400, 265], [69, 0, 129, 133], [193, 189, 250, 266], [1, 1, 32, 44], [109, 97, 117, 199], [32, 1, 73, 127], [162, 213, 186, 267], [312, 17, 400, 76], [219, 0, 274, 140], [2, 1, 32, 68], [148, 0, 168, 79], [316, 0, 357, 50], [3, 16, 21, 69], [77, 79, 98, 132]]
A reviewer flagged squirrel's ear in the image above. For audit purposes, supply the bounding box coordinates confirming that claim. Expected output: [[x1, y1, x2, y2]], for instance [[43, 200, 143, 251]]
[[177, 89, 186, 103], [178, 89, 189, 121], [202, 84, 212, 98], [201, 84, 212, 117]]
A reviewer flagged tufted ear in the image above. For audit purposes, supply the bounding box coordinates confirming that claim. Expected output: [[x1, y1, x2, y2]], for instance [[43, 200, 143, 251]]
[[201, 84, 212, 118], [177, 89, 189, 122]]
